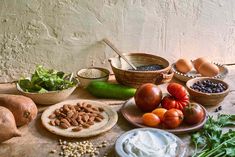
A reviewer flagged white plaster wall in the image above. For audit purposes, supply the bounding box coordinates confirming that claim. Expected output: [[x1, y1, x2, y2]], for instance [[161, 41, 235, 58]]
[[0, 0, 235, 82]]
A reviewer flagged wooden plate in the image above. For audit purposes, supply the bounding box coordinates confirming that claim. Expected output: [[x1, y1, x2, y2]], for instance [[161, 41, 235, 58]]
[[41, 99, 118, 138], [172, 63, 228, 82], [121, 98, 207, 134]]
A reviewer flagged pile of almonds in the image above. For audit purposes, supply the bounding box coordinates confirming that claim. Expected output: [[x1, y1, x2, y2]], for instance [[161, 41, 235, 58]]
[[48, 102, 104, 132]]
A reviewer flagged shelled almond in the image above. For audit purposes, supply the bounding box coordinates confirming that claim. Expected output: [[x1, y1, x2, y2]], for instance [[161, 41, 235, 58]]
[[48, 102, 104, 132]]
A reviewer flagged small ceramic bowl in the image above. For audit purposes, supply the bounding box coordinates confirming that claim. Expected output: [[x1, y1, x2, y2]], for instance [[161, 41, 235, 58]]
[[186, 77, 230, 106], [76, 67, 110, 88], [172, 62, 228, 82], [115, 128, 186, 157], [16, 78, 78, 105]]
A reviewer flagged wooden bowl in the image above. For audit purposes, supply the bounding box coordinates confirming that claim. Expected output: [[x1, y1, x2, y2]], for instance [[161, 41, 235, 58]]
[[108, 53, 174, 88], [186, 77, 230, 106], [16, 78, 78, 105]]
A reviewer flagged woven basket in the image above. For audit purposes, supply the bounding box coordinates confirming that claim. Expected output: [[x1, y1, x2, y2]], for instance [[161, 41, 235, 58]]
[[108, 53, 173, 88]]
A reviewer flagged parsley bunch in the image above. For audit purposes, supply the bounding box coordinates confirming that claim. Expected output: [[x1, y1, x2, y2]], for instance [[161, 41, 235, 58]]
[[191, 114, 235, 157]]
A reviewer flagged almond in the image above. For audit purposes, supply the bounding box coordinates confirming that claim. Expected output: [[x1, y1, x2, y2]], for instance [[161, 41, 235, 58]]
[[95, 117, 102, 122], [49, 120, 56, 126], [97, 114, 104, 119], [49, 114, 56, 119], [98, 107, 104, 112], [89, 116, 95, 122], [87, 121, 94, 125], [87, 104, 92, 108], [71, 119, 78, 126], [82, 123, 90, 128], [82, 115, 89, 122], [60, 123, 69, 129], [67, 111, 74, 118], [60, 118, 71, 127], [72, 127, 82, 132], [55, 119, 60, 126]]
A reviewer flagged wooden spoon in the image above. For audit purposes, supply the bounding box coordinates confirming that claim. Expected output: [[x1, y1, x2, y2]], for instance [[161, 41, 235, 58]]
[[103, 38, 137, 70]]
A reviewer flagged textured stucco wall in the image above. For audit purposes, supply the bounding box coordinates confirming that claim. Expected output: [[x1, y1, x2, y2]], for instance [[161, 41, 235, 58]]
[[0, 0, 235, 82]]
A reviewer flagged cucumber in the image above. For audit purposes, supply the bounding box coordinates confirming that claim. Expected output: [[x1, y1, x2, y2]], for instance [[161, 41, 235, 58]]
[[86, 81, 136, 99]]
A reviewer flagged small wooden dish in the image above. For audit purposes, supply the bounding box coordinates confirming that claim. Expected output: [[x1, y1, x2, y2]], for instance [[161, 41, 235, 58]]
[[121, 98, 207, 134], [41, 99, 118, 138], [172, 62, 228, 82], [186, 77, 230, 106]]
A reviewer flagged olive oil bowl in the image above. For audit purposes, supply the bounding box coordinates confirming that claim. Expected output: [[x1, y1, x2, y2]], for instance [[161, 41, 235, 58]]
[[186, 77, 230, 106]]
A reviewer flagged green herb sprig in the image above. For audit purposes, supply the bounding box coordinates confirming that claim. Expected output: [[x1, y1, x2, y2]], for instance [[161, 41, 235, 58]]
[[191, 114, 235, 157]]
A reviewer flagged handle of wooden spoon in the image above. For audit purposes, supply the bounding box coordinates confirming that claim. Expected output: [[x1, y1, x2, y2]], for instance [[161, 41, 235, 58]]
[[223, 63, 235, 66], [103, 38, 137, 70]]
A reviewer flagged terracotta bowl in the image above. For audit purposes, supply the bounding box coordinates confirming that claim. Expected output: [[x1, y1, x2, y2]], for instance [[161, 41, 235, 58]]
[[16, 78, 78, 105], [186, 77, 230, 106], [108, 53, 174, 88]]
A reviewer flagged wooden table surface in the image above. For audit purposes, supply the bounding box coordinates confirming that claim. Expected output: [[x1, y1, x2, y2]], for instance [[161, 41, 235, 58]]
[[0, 67, 235, 157]]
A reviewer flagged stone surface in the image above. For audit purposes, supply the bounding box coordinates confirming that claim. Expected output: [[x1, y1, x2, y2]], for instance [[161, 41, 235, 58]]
[[0, 0, 235, 82], [0, 66, 235, 157]]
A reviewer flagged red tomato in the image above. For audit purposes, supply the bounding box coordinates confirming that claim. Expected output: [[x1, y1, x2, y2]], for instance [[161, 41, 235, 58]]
[[183, 103, 205, 125], [161, 95, 189, 111], [167, 83, 187, 99], [134, 83, 162, 112], [163, 109, 184, 129], [142, 113, 161, 127]]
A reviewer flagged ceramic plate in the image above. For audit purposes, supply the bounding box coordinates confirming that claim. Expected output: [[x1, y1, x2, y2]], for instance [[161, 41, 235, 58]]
[[115, 128, 187, 157], [41, 99, 118, 138], [121, 98, 207, 134], [172, 63, 228, 82]]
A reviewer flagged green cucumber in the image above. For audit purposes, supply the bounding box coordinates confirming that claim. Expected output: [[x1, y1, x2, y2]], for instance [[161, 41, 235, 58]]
[[86, 81, 136, 99]]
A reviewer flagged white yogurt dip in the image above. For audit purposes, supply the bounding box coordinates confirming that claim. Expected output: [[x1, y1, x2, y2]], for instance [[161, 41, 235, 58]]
[[122, 130, 177, 157]]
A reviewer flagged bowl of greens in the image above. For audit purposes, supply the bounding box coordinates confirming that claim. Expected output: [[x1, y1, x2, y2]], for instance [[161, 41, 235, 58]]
[[16, 65, 78, 105]]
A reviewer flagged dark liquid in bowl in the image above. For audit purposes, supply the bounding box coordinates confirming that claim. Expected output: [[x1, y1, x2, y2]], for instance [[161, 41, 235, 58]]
[[129, 64, 164, 71]]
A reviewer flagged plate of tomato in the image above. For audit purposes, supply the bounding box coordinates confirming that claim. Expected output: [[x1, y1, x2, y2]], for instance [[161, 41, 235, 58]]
[[121, 83, 208, 134]]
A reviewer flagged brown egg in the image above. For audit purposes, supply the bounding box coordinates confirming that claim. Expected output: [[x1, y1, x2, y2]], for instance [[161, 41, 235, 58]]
[[198, 62, 219, 77], [193, 57, 209, 71], [175, 59, 193, 73]]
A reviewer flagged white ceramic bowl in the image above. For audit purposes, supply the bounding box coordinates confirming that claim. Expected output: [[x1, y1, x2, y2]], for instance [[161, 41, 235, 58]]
[[16, 78, 78, 105], [76, 67, 110, 88], [115, 128, 186, 157]]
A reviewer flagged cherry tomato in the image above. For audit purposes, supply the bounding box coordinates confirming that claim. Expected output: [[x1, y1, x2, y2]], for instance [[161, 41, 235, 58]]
[[142, 113, 160, 127], [167, 83, 187, 99], [161, 95, 189, 111], [152, 108, 167, 121], [135, 83, 162, 112], [183, 103, 205, 125], [163, 109, 184, 129]]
